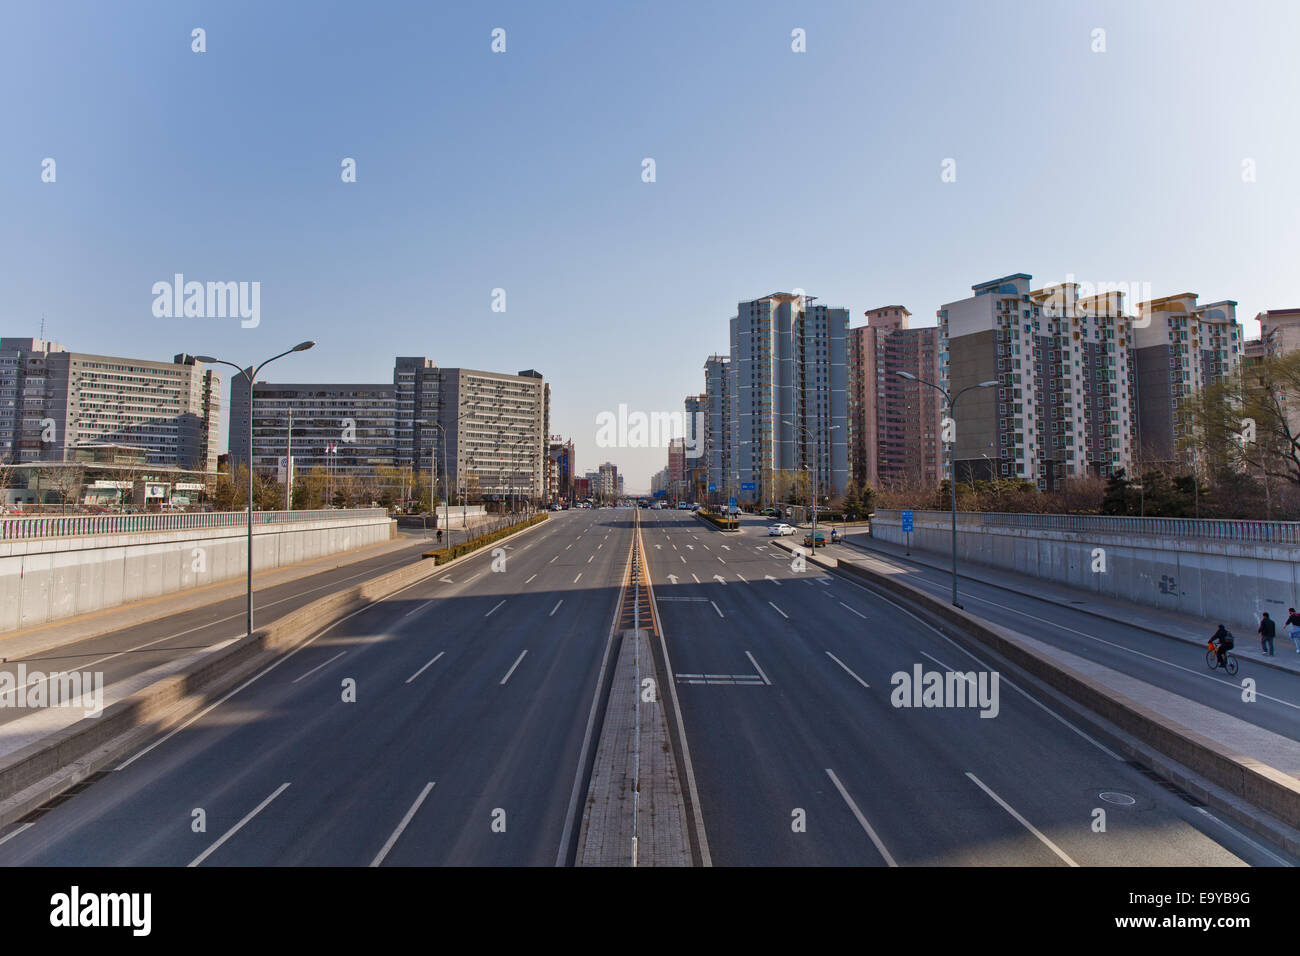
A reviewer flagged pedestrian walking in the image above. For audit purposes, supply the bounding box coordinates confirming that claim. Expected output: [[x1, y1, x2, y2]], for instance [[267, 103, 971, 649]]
[[1258, 612, 1276, 656], [1286, 607, 1300, 653]]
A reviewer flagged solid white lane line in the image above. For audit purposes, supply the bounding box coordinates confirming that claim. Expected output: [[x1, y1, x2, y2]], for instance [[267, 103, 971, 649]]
[[768, 602, 789, 619], [405, 651, 445, 683], [574, 573, 583, 583], [825, 769, 896, 867], [0, 823, 33, 847], [291, 651, 347, 684], [403, 600, 434, 619], [500, 650, 528, 684], [550, 599, 564, 616], [370, 782, 436, 867], [745, 651, 771, 685], [189, 783, 291, 867], [965, 772, 1078, 867], [711, 601, 724, 619], [485, 600, 505, 617], [826, 651, 871, 688], [839, 602, 868, 620]]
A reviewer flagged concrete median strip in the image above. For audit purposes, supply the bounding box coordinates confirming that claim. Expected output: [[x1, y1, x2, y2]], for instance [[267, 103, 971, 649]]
[[0, 516, 551, 831], [770, 537, 1300, 844]]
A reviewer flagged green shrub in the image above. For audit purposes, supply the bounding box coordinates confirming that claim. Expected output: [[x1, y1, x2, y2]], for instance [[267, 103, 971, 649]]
[[422, 513, 548, 563]]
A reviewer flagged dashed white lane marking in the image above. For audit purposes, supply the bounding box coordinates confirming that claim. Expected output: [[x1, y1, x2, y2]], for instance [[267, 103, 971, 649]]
[[500, 650, 528, 685], [485, 600, 505, 618], [826, 769, 896, 867], [189, 783, 292, 868], [525, 574, 537, 584], [370, 782, 436, 867], [965, 772, 1078, 867], [826, 651, 870, 688], [711, 601, 724, 618], [769, 602, 789, 619], [573, 573, 583, 583], [550, 599, 564, 617], [839, 602, 869, 620], [405, 651, 445, 684], [291, 651, 346, 684], [745, 651, 772, 685]]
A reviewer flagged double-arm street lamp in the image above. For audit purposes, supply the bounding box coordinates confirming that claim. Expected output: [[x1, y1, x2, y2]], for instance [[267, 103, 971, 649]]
[[781, 420, 840, 549], [195, 341, 315, 636], [895, 371, 997, 608]]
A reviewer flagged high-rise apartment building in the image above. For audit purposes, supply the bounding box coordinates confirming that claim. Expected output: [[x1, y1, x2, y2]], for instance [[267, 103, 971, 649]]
[[703, 355, 730, 501], [848, 306, 942, 489], [1132, 294, 1241, 464], [728, 293, 849, 505], [0, 337, 221, 471]]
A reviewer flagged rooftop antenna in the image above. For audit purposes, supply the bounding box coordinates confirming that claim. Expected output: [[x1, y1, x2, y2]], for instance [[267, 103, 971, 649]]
[[40, 313, 45, 340]]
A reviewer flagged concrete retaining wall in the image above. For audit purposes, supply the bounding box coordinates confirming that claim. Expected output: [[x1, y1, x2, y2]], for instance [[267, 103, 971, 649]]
[[0, 513, 395, 633], [871, 511, 1300, 635]]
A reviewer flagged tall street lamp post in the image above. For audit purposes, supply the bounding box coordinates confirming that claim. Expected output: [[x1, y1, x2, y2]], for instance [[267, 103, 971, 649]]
[[895, 371, 997, 608], [781, 420, 839, 549], [195, 341, 315, 636]]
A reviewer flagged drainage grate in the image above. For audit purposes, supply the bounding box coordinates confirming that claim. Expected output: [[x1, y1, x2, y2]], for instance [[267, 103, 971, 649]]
[[1125, 760, 1205, 807], [19, 771, 111, 823]]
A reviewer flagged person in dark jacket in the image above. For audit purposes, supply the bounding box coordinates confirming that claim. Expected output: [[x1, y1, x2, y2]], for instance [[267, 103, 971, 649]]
[[1285, 607, 1300, 653], [1258, 612, 1276, 656], [1210, 625, 1233, 668]]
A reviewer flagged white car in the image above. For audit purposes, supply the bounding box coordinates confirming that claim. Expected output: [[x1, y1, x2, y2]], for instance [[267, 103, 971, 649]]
[[768, 523, 795, 536]]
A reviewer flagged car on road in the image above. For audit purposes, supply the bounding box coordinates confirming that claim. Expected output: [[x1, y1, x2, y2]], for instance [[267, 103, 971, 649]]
[[767, 523, 795, 536], [803, 530, 828, 548], [760, 507, 778, 517]]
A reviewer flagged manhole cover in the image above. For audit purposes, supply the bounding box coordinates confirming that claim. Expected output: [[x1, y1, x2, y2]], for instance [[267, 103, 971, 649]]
[[1099, 791, 1136, 806]]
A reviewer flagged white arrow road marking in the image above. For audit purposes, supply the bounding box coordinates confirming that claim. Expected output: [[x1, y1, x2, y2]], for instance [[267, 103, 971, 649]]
[[667, 574, 679, 584]]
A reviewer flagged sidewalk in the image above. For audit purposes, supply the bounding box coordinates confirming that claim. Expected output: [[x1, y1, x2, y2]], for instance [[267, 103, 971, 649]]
[[824, 528, 1300, 678]]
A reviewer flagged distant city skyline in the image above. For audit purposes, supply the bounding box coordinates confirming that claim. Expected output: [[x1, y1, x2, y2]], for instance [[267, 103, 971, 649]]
[[4, 0, 1297, 488]]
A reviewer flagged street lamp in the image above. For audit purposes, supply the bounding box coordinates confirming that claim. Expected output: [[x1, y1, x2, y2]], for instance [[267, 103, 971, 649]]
[[195, 341, 315, 636], [781, 420, 840, 550], [895, 371, 997, 608], [414, 418, 448, 542]]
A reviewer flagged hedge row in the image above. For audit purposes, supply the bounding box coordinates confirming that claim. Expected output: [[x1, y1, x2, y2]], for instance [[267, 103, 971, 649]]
[[695, 510, 739, 530], [422, 513, 548, 564]]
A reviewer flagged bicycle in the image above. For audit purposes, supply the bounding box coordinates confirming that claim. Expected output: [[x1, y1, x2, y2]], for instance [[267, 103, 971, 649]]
[[1206, 641, 1239, 676]]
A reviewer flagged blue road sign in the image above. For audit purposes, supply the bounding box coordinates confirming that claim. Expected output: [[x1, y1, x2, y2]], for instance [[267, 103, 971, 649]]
[[728, 496, 739, 514], [708, 483, 717, 492], [901, 510, 914, 532], [741, 482, 756, 492]]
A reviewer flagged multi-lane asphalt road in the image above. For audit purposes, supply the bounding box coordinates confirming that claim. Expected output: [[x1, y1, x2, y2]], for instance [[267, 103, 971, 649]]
[[640, 509, 1295, 867], [0, 507, 1293, 866], [0, 509, 632, 865]]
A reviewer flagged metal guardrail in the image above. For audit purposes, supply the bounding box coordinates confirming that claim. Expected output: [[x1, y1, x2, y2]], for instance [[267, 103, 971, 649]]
[[0, 508, 389, 542], [873, 509, 1300, 546]]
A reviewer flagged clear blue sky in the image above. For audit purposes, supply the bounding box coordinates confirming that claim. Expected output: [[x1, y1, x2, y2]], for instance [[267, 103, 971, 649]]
[[3, 0, 1297, 491]]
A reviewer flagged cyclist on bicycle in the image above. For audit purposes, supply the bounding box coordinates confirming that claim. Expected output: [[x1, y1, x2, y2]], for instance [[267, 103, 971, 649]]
[[1210, 624, 1234, 668]]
